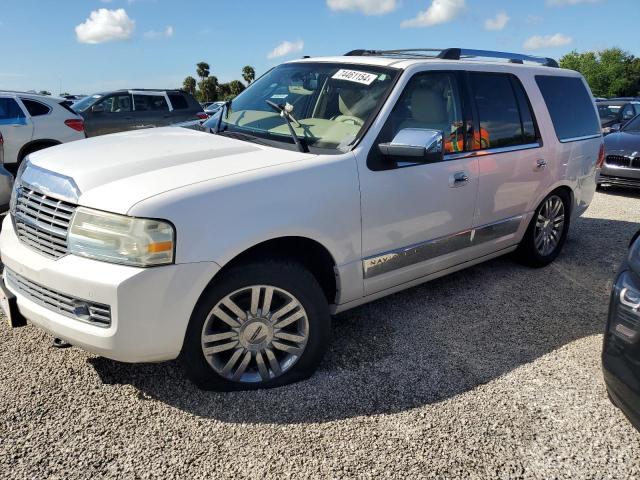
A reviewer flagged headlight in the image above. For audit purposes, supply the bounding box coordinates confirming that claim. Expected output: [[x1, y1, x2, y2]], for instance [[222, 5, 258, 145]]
[[609, 270, 640, 343], [68, 207, 175, 267]]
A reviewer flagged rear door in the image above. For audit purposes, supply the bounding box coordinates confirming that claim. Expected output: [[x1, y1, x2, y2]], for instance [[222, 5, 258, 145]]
[[0, 96, 33, 165], [467, 72, 550, 256]]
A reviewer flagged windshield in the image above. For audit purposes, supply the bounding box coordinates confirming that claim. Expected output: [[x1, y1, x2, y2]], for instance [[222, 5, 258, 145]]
[[597, 103, 623, 121], [71, 94, 103, 112], [622, 115, 640, 132], [217, 62, 398, 152]]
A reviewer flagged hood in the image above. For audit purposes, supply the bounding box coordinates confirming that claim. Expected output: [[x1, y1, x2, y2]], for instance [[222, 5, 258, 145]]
[[26, 127, 312, 213], [604, 130, 640, 155]]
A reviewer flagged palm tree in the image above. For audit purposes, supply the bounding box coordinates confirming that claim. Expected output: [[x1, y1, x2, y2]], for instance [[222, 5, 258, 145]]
[[196, 62, 210, 84], [182, 76, 196, 95], [242, 65, 255, 85], [199, 76, 218, 102]]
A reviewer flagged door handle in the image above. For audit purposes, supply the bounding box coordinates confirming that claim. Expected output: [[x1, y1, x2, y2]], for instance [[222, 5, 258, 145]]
[[536, 159, 547, 170], [449, 171, 469, 187]]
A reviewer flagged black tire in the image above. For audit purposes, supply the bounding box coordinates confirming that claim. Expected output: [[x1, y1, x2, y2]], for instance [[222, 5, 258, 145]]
[[180, 260, 331, 391], [516, 190, 571, 268]]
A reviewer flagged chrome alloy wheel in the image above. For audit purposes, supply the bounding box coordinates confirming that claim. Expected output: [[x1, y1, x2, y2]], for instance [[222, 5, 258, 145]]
[[534, 195, 565, 256], [201, 285, 309, 383]]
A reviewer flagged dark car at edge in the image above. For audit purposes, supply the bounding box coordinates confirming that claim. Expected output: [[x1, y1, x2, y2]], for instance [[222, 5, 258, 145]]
[[598, 114, 640, 188]]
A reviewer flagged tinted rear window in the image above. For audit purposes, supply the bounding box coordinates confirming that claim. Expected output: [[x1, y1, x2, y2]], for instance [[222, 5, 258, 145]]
[[535, 75, 600, 141], [168, 93, 189, 110]]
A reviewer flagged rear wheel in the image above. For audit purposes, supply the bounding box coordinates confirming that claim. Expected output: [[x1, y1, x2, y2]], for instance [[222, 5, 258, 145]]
[[180, 260, 331, 391], [516, 191, 570, 267]]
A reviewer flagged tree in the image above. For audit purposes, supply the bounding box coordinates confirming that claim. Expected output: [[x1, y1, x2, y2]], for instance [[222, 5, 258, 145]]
[[228, 80, 246, 97], [560, 48, 640, 98], [196, 62, 210, 84], [199, 76, 218, 102], [183, 76, 196, 95], [242, 65, 255, 85]]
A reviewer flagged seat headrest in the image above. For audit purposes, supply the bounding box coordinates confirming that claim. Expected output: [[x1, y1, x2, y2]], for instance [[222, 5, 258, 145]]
[[410, 89, 448, 125]]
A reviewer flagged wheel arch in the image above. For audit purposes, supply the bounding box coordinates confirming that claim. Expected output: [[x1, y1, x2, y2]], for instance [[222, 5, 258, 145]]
[[212, 236, 339, 305], [17, 139, 61, 162]]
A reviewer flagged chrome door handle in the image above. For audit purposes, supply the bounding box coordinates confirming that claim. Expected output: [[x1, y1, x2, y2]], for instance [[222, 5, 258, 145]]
[[450, 171, 469, 187], [536, 159, 547, 170]]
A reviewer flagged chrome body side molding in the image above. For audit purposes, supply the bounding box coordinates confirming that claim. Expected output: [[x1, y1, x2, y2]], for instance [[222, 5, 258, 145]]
[[363, 215, 523, 279]]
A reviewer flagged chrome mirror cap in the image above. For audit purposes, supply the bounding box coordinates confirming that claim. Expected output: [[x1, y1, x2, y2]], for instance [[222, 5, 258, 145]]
[[378, 128, 444, 161]]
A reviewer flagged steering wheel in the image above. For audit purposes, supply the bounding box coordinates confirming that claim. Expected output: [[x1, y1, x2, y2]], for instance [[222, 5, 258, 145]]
[[333, 115, 364, 127]]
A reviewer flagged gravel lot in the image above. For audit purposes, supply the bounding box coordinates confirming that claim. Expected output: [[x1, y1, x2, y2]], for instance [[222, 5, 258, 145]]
[[1, 190, 640, 479]]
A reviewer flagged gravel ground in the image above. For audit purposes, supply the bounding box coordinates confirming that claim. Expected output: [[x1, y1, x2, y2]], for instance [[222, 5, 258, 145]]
[[2, 189, 640, 479]]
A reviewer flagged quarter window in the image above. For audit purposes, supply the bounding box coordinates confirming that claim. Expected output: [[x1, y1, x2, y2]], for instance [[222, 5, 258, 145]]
[[21, 99, 51, 116], [168, 93, 188, 110], [535, 75, 600, 142], [469, 73, 535, 150], [0, 98, 26, 124]]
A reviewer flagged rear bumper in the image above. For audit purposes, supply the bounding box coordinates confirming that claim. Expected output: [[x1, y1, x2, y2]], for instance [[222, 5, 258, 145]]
[[0, 216, 220, 362]]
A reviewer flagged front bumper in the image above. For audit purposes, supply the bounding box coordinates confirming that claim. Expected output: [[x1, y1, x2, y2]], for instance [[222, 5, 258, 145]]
[[0, 216, 219, 362], [598, 164, 640, 188]]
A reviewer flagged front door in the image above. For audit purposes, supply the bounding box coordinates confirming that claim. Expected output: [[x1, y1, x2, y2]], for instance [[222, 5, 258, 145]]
[[357, 71, 479, 295], [0, 96, 33, 165]]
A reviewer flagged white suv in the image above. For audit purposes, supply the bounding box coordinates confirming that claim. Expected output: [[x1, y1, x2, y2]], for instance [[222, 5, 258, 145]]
[[0, 92, 86, 173], [0, 49, 603, 390]]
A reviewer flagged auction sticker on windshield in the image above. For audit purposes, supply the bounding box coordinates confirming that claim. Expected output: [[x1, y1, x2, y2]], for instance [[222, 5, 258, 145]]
[[332, 69, 378, 85]]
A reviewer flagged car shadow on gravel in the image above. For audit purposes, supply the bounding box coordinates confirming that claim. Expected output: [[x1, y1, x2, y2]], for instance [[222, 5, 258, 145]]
[[598, 185, 640, 199], [89, 216, 639, 424]]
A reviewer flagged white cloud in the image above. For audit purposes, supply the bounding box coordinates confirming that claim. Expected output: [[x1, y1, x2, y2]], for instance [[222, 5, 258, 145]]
[[144, 25, 174, 39], [326, 0, 398, 15], [484, 11, 509, 31], [267, 40, 304, 59], [546, 0, 603, 5], [401, 0, 466, 28], [75, 8, 135, 44], [523, 33, 572, 50]]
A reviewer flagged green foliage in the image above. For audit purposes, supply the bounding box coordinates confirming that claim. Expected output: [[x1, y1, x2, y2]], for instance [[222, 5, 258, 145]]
[[242, 65, 255, 84], [187, 63, 255, 102], [198, 76, 218, 102], [560, 48, 640, 98], [182, 76, 196, 95]]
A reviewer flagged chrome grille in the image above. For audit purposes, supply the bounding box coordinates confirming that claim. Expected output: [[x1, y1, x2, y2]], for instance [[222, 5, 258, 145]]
[[5, 268, 111, 327], [605, 155, 640, 169], [13, 186, 77, 259]]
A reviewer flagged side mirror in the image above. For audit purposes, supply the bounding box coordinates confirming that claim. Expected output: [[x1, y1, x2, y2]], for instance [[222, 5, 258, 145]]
[[378, 128, 444, 163], [91, 104, 104, 113]]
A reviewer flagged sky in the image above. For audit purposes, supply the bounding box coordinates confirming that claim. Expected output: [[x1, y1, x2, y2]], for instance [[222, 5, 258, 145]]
[[0, 0, 638, 95]]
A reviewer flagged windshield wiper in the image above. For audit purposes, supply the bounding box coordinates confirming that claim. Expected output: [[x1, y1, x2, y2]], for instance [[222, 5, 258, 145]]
[[265, 100, 307, 153], [213, 100, 232, 133]]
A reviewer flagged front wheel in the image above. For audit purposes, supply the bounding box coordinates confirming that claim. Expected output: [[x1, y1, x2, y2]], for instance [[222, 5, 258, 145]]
[[180, 260, 331, 391], [516, 191, 570, 267]]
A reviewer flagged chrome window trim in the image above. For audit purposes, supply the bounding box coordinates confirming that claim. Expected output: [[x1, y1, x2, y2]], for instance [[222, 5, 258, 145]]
[[559, 134, 601, 143], [445, 142, 541, 161], [363, 215, 523, 279]]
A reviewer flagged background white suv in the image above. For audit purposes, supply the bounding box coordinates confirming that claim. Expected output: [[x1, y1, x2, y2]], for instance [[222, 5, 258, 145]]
[[0, 92, 85, 174], [0, 49, 603, 391]]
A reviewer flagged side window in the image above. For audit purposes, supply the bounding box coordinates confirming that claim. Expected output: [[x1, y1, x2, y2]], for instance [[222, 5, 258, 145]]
[[368, 71, 467, 170], [535, 75, 600, 142], [634, 104, 640, 116], [622, 104, 636, 121], [95, 94, 132, 113], [133, 94, 169, 112], [20, 99, 51, 116], [469, 73, 529, 150], [0, 98, 26, 124], [168, 93, 188, 110]]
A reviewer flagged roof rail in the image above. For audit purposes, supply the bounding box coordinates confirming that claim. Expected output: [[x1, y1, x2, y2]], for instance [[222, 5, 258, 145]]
[[344, 48, 559, 68]]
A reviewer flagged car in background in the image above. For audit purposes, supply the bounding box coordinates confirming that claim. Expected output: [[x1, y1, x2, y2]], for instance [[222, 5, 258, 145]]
[[0, 91, 86, 174], [204, 101, 227, 117], [596, 99, 640, 135], [603, 229, 640, 431], [72, 89, 206, 137], [598, 114, 640, 189], [0, 132, 13, 211]]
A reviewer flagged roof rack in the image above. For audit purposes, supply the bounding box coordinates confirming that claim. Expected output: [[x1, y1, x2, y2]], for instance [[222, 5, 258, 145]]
[[344, 48, 559, 68]]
